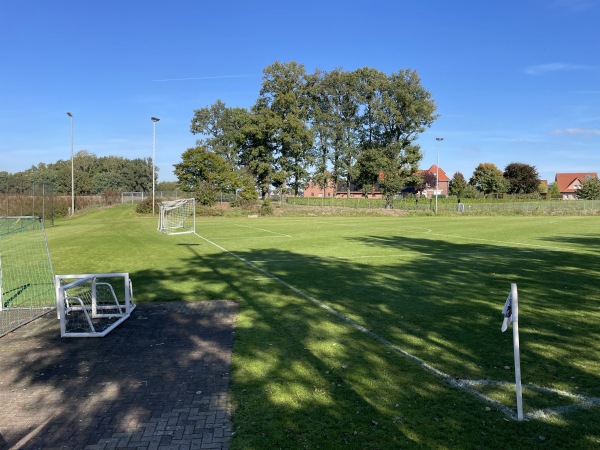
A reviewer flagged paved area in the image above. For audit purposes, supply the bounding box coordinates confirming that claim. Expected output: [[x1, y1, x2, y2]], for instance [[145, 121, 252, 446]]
[[0, 301, 238, 450]]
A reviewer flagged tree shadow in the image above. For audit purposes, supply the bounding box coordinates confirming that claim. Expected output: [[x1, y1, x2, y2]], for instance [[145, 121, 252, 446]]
[[2, 230, 599, 448], [0, 300, 236, 449]]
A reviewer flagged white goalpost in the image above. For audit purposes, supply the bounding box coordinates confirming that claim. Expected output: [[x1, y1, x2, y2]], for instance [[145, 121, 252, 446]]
[[0, 216, 55, 338], [55, 273, 135, 338], [158, 198, 196, 235]]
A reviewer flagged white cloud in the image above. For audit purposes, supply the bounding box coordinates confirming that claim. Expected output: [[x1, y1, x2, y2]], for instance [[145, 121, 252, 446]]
[[551, 0, 599, 12], [551, 128, 600, 135], [524, 63, 586, 75]]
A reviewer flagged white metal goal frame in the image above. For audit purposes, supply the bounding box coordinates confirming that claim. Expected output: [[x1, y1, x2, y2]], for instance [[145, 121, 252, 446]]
[[158, 198, 196, 235], [0, 216, 55, 338], [55, 272, 135, 338]]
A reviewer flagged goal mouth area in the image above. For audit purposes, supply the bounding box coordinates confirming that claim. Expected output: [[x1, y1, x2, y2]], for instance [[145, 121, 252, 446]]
[[55, 273, 135, 338]]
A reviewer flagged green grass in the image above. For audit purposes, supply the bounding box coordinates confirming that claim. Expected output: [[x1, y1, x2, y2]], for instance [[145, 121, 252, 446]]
[[46, 205, 600, 449]]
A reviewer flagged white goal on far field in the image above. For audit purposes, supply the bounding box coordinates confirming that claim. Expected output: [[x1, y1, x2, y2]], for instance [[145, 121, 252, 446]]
[[158, 198, 196, 235]]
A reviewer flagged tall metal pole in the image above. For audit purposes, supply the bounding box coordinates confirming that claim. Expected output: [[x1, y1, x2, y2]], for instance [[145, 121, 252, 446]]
[[67, 112, 74, 215], [435, 137, 444, 214], [151, 117, 160, 215]]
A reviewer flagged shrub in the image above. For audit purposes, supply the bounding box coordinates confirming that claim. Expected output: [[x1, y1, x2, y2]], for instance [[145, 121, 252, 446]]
[[195, 181, 218, 206], [259, 199, 273, 216], [136, 198, 155, 214]]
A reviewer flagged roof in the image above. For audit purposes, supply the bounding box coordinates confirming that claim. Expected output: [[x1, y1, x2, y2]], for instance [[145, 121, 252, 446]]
[[555, 172, 598, 193], [419, 164, 451, 182]]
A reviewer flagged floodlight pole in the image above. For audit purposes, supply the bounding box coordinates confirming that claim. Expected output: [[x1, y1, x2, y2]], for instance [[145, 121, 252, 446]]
[[67, 112, 74, 215], [435, 137, 444, 214], [151, 117, 160, 215]]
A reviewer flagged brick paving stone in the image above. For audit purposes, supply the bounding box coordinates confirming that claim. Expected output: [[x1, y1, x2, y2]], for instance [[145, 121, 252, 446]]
[[0, 301, 237, 450]]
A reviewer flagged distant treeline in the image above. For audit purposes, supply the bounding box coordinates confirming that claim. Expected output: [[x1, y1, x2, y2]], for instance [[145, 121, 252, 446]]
[[1, 151, 175, 195]]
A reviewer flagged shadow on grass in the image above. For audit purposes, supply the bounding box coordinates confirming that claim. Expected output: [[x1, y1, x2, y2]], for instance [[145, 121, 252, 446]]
[[2, 229, 599, 448]]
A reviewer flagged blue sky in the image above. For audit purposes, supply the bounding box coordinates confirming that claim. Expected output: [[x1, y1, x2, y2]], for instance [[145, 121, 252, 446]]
[[1, 0, 599, 183]]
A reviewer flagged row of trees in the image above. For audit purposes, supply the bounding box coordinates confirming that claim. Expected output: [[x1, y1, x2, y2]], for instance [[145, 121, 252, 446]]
[[184, 61, 438, 208], [447, 162, 542, 198], [446, 162, 600, 200], [1, 152, 156, 195]]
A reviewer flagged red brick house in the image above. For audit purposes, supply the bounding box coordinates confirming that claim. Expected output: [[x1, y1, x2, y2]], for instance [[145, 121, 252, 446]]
[[303, 164, 451, 198], [555, 172, 598, 200], [417, 165, 450, 199]]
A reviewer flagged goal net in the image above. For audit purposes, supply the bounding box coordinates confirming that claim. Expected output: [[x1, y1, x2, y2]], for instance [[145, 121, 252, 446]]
[[55, 273, 135, 338], [158, 198, 196, 235], [0, 216, 55, 338]]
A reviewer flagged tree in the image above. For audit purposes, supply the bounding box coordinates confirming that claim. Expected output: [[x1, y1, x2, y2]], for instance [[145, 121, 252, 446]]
[[548, 181, 561, 198], [355, 147, 384, 196], [449, 172, 468, 197], [503, 162, 540, 194], [190, 100, 251, 167], [174, 146, 238, 195], [157, 181, 178, 192], [576, 176, 600, 200], [92, 172, 126, 194], [257, 61, 315, 196], [469, 163, 507, 196], [321, 68, 361, 198], [307, 68, 361, 198], [359, 69, 437, 208], [238, 107, 279, 199]]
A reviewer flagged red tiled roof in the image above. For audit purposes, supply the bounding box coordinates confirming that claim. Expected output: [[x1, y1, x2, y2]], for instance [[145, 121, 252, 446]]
[[419, 165, 450, 182], [555, 172, 598, 193]]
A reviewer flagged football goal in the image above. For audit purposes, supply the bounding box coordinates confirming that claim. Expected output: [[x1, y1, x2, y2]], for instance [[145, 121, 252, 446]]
[[55, 273, 135, 338], [158, 198, 196, 235], [0, 216, 55, 338]]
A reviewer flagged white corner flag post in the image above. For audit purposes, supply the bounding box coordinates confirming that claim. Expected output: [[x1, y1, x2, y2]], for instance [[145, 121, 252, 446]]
[[502, 283, 524, 421]]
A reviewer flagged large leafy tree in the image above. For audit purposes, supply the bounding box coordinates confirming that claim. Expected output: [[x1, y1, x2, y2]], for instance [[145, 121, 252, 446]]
[[576, 176, 600, 200], [174, 146, 238, 194], [237, 107, 280, 199], [354, 147, 384, 196], [257, 61, 315, 196], [503, 162, 540, 194], [469, 163, 507, 196], [359, 68, 437, 208], [321, 68, 361, 197], [449, 171, 468, 197], [189, 100, 251, 167], [305, 70, 333, 198]]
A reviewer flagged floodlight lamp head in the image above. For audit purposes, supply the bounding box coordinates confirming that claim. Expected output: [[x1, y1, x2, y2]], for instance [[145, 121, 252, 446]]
[[436, 137, 444, 141], [67, 112, 73, 117], [151, 117, 160, 122]]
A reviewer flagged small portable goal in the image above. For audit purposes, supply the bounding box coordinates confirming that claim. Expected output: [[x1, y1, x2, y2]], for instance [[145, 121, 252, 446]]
[[55, 273, 135, 338], [158, 198, 196, 235]]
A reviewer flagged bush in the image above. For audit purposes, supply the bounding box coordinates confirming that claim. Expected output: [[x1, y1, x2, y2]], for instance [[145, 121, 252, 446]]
[[136, 198, 156, 214], [259, 199, 273, 216], [195, 182, 218, 206]]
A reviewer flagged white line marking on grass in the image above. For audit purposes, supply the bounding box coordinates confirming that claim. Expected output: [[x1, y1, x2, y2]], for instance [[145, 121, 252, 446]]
[[193, 231, 597, 421], [235, 224, 291, 237]]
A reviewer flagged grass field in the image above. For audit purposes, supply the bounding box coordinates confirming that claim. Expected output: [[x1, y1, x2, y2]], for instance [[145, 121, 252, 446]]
[[45, 205, 600, 449]]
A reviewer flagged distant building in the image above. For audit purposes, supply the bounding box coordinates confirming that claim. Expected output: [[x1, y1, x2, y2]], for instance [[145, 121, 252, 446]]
[[417, 165, 450, 198], [555, 172, 598, 200], [303, 164, 451, 198]]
